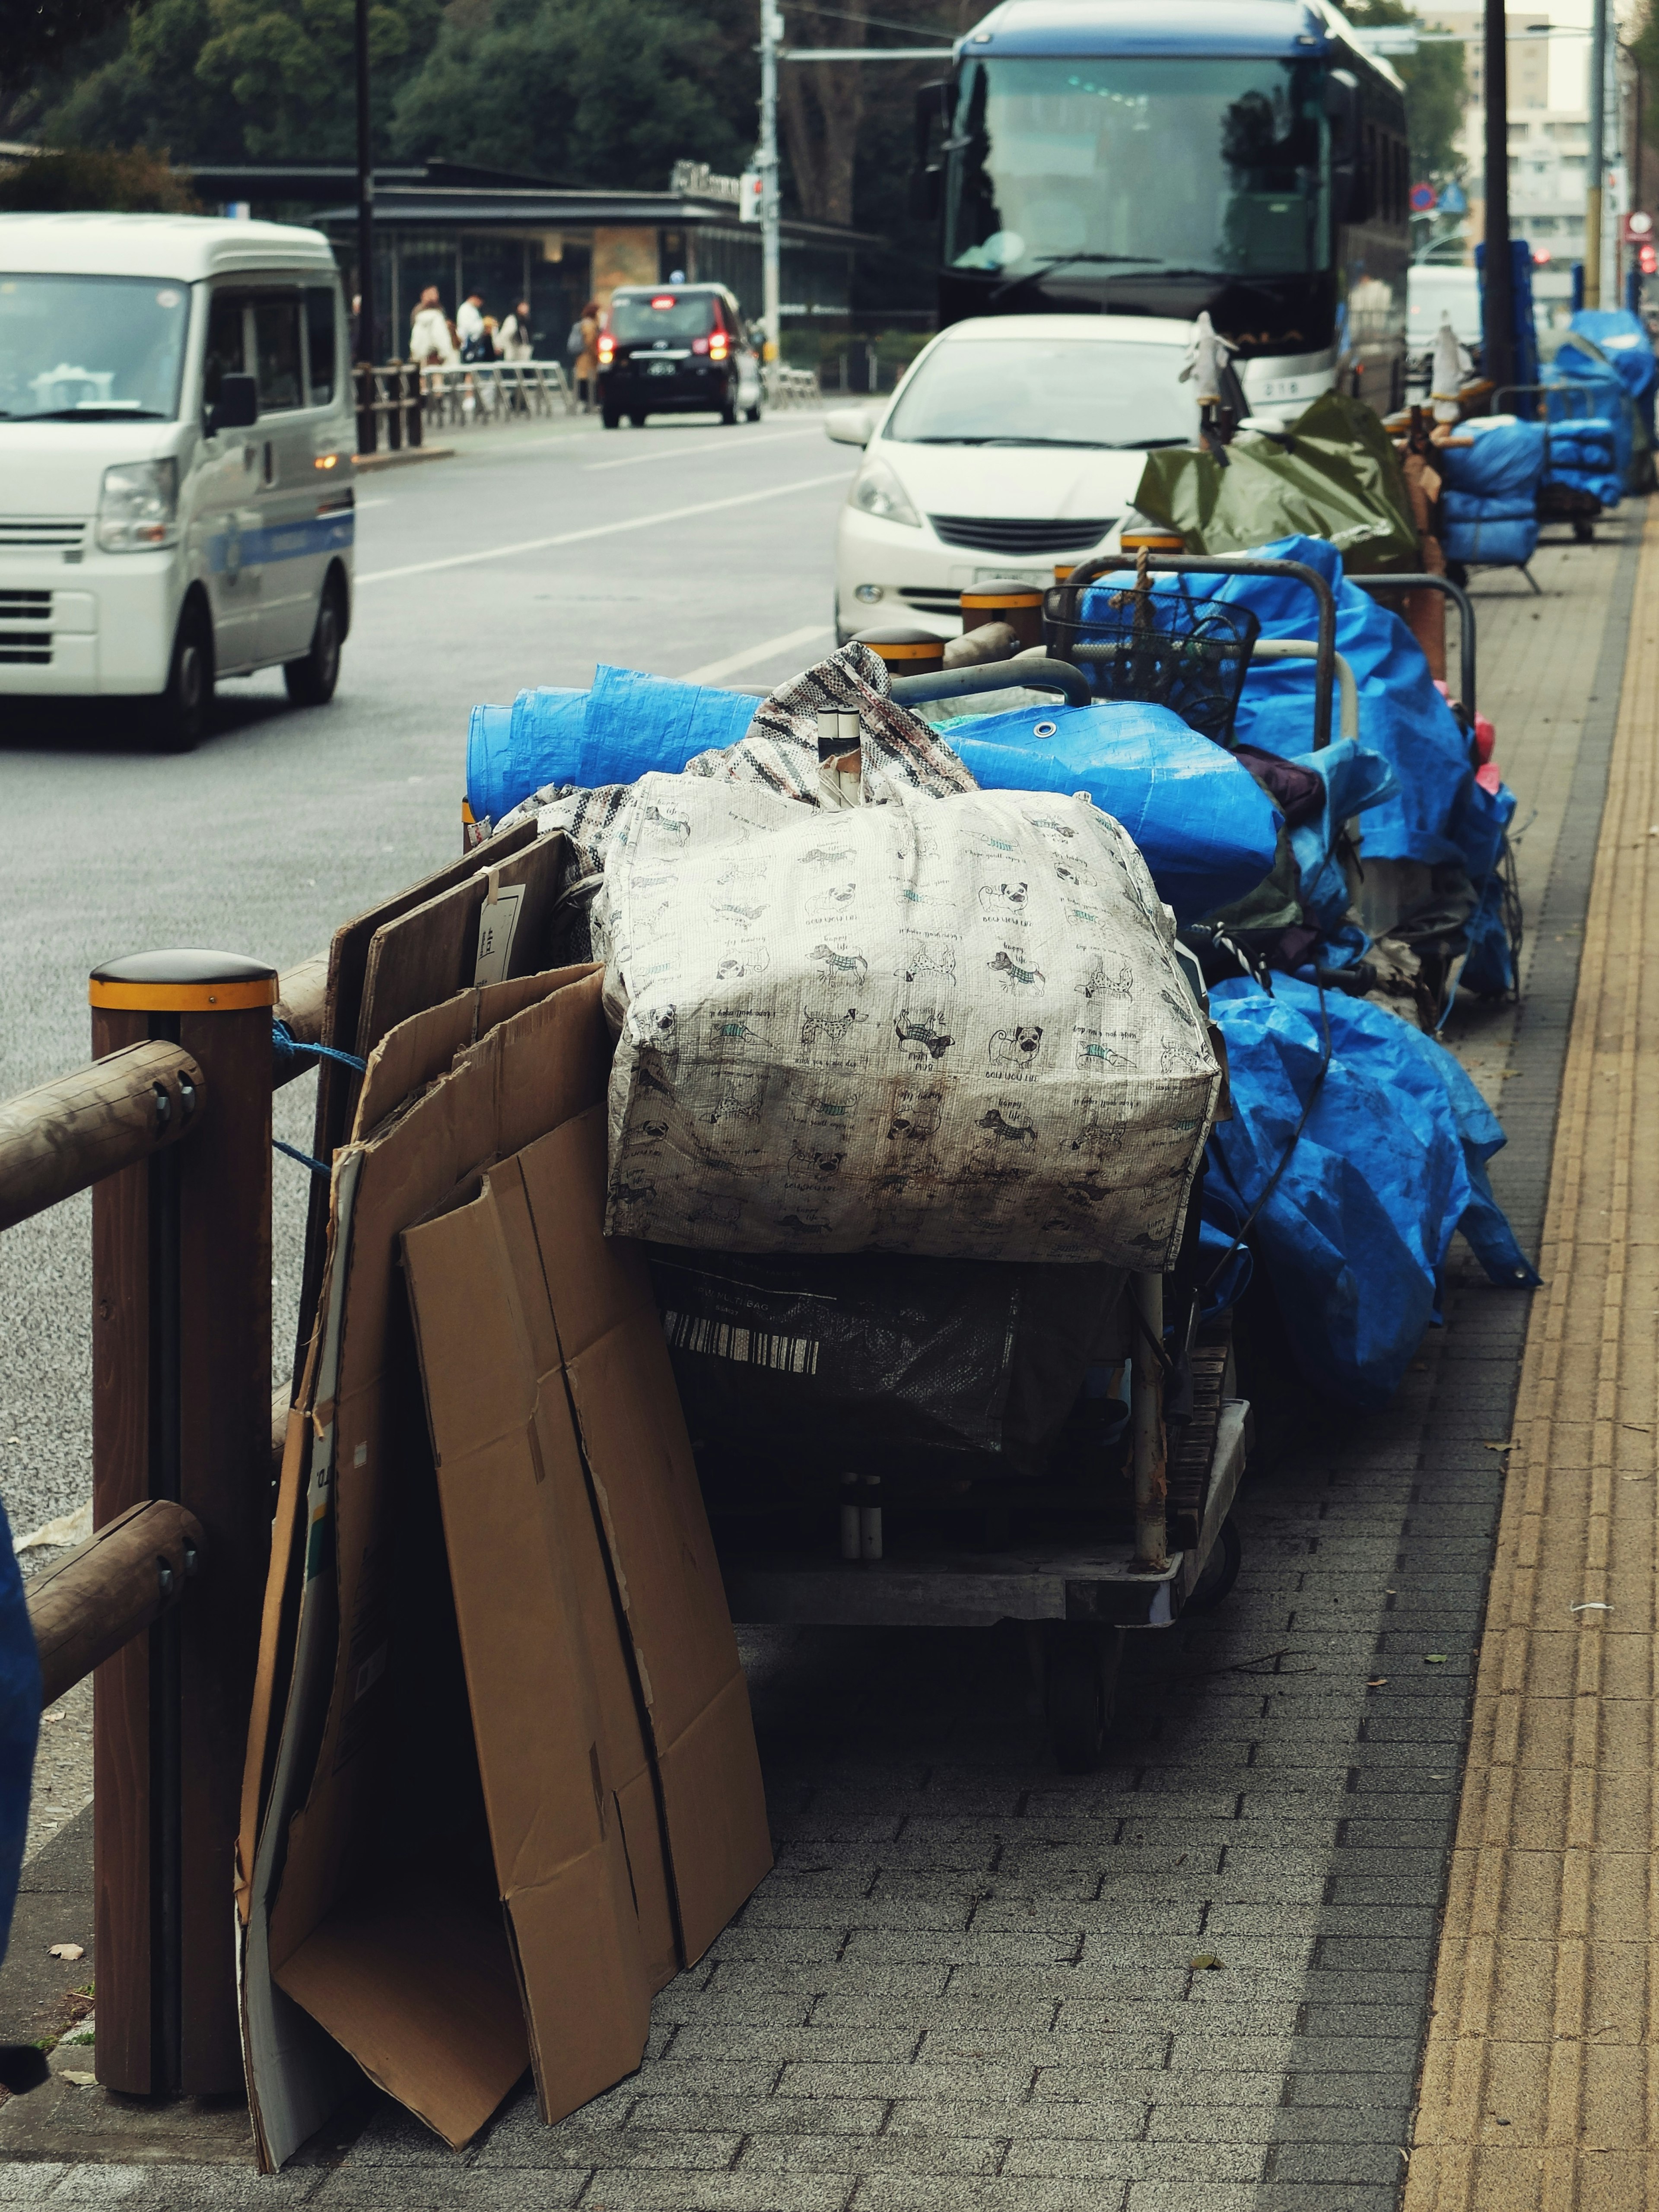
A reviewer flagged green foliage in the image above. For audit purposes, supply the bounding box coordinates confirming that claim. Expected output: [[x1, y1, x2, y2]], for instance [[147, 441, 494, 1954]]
[[0, 0, 130, 89], [1343, 0, 1468, 184], [0, 139, 198, 207], [388, 0, 753, 184]]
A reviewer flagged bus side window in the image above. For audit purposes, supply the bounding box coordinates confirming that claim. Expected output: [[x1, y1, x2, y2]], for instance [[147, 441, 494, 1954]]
[[203, 293, 246, 408], [306, 289, 337, 406]]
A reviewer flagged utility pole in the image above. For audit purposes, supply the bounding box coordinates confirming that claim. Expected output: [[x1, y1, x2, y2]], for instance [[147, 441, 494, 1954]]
[[1483, 0, 1515, 388], [355, 0, 374, 361], [759, 0, 783, 394], [1586, 0, 1607, 305]]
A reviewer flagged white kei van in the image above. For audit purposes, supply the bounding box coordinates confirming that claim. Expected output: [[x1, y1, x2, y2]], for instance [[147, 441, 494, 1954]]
[[0, 213, 356, 750]]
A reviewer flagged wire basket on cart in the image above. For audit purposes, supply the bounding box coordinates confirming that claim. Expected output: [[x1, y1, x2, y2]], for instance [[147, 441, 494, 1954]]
[[1046, 567, 1262, 747]]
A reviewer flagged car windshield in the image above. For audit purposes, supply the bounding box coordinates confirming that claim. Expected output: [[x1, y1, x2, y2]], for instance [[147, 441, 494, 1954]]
[[883, 335, 1198, 448], [610, 292, 718, 342], [1407, 271, 1482, 345], [0, 272, 191, 421], [946, 56, 1328, 282]]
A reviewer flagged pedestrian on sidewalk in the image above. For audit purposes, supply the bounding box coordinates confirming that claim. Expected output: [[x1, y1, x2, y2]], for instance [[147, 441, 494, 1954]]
[[498, 299, 534, 362], [457, 288, 489, 360], [409, 286, 457, 367], [575, 299, 602, 411]]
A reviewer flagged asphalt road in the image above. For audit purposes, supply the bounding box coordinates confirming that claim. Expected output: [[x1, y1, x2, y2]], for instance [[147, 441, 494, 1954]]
[[0, 407, 858, 1539]]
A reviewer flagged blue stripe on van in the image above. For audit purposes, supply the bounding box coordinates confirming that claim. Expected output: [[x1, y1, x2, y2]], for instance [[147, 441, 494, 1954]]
[[207, 514, 354, 573]]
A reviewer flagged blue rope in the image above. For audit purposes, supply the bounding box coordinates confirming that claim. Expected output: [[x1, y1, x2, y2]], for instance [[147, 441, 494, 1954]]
[[272, 1019, 367, 1078], [274, 1136, 333, 1178]]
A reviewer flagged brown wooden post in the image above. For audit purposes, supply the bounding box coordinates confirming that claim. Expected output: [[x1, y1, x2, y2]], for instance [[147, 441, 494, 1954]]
[[89, 950, 277, 2097]]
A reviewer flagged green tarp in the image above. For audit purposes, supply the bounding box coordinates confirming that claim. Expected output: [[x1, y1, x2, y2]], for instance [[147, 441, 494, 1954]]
[[1133, 391, 1420, 572]]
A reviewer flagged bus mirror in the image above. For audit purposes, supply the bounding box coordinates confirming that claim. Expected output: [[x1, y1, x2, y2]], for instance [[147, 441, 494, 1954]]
[[912, 80, 949, 219]]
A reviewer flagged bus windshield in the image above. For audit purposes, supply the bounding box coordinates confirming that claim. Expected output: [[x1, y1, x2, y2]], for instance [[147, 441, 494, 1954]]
[[946, 56, 1328, 285]]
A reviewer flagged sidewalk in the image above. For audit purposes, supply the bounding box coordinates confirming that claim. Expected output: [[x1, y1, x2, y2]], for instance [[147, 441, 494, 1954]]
[[0, 513, 1645, 2208]]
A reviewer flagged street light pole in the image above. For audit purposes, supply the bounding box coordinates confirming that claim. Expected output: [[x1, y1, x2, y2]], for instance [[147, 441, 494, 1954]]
[[1483, 0, 1515, 388], [759, 0, 782, 393], [1587, 0, 1607, 305], [355, 0, 374, 361]]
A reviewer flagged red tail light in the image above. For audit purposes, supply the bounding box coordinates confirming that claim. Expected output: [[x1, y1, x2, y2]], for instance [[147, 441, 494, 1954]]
[[650, 294, 676, 309], [710, 335, 729, 362], [597, 335, 614, 362]]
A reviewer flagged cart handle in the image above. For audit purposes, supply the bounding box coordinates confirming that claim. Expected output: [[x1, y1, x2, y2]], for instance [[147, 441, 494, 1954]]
[[1349, 572, 1476, 715], [889, 656, 1092, 709], [1052, 553, 1338, 751]]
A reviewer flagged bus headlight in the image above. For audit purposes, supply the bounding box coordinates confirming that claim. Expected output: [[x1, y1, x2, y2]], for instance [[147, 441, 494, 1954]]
[[849, 457, 920, 529], [96, 459, 180, 553]]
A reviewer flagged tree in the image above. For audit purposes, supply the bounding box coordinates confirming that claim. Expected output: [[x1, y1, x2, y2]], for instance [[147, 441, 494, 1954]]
[[0, 140, 197, 206], [1343, 0, 1468, 185], [778, 1, 868, 227], [0, 0, 129, 91]]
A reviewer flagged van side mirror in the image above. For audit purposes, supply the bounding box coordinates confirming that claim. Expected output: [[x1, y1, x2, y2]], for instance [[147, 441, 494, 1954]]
[[207, 372, 258, 435], [911, 79, 950, 221]]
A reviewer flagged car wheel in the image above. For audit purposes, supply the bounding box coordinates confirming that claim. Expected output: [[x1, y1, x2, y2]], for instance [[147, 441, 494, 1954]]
[[628, 412, 646, 428], [149, 594, 213, 753], [602, 408, 620, 429], [284, 573, 346, 707], [720, 383, 739, 426]]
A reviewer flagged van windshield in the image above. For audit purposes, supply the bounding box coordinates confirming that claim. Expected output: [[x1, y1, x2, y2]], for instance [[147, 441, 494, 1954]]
[[0, 273, 191, 422]]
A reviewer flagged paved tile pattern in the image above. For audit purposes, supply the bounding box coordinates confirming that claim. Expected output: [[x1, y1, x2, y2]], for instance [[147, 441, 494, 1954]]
[[1, 524, 1641, 2210], [1404, 505, 1659, 2210]]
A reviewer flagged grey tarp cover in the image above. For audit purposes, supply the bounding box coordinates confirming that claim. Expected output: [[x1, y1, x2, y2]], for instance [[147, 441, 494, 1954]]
[[1132, 391, 1421, 572]]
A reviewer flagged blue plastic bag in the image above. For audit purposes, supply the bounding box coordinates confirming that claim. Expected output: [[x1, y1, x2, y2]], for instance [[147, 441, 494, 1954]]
[[937, 698, 1281, 922], [466, 667, 760, 825], [0, 1496, 39, 1972], [1205, 976, 1535, 1405], [1439, 422, 1545, 502], [1087, 535, 1481, 874]]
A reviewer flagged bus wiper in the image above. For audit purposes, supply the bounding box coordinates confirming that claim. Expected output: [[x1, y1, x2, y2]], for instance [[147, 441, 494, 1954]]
[[988, 252, 1160, 303]]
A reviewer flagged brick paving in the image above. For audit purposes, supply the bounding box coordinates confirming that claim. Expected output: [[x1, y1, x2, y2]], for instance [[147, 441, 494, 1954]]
[[1, 517, 1643, 2209]]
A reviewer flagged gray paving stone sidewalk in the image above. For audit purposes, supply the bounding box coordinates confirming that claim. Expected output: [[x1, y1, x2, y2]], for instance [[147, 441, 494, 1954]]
[[0, 525, 1635, 2209]]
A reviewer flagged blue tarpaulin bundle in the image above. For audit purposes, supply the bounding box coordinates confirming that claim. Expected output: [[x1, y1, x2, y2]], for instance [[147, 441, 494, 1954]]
[[1439, 421, 1546, 502], [1207, 976, 1538, 1406], [1565, 309, 1658, 431], [1439, 491, 1540, 569], [0, 1497, 39, 1974], [467, 664, 759, 826], [935, 699, 1282, 922]]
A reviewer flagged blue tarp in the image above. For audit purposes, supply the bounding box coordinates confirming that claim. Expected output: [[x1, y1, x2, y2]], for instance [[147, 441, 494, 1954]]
[[466, 666, 760, 825], [1439, 422, 1546, 502], [1439, 490, 1541, 569], [1086, 535, 1482, 872], [1566, 309, 1658, 429], [1206, 976, 1537, 1405], [936, 699, 1283, 922], [0, 1497, 39, 1974]]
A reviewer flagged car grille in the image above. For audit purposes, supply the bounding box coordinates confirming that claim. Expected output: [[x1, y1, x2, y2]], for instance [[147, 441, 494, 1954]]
[[929, 514, 1114, 555], [0, 516, 87, 550]]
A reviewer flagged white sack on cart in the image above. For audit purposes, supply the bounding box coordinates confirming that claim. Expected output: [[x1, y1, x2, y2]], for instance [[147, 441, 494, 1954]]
[[594, 771, 1222, 1267]]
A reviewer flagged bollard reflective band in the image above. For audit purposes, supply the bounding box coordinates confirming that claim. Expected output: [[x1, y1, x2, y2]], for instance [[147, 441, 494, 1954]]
[[90, 976, 279, 1011]]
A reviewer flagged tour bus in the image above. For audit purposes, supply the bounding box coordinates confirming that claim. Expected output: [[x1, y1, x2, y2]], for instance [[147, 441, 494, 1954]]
[[0, 214, 356, 750], [915, 0, 1411, 415]]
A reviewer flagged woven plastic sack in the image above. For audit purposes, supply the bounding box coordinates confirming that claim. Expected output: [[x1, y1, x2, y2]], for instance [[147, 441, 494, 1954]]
[[597, 772, 1222, 1267]]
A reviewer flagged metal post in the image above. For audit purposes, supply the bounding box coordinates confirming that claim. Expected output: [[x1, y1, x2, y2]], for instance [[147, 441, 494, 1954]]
[[759, 0, 783, 395], [89, 951, 276, 2096], [1483, 0, 1515, 388], [355, 0, 374, 361], [1131, 1272, 1168, 1574], [1587, 0, 1608, 306]]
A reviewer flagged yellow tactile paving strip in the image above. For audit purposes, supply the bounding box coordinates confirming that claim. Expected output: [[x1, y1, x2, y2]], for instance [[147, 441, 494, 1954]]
[[1404, 503, 1659, 2211]]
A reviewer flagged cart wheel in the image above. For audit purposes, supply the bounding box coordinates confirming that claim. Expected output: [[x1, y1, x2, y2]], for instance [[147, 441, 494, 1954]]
[[1185, 1517, 1242, 1615], [1044, 1623, 1124, 1773]]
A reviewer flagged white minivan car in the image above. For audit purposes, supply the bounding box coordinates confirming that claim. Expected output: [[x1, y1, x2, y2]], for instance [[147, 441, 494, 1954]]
[[829, 314, 1199, 643], [0, 213, 356, 749]]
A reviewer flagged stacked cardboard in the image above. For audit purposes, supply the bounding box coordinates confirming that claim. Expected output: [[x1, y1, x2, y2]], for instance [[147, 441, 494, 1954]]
[[238, 966, 771, 2168]]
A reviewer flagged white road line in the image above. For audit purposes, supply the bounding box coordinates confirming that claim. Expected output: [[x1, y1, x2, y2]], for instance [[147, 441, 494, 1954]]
[[680, 624, 831, 685], [355, 471, 852, 585], [585, 425, 826, 471]]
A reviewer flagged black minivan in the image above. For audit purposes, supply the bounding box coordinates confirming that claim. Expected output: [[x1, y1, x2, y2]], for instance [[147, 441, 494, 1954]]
[[596, 283, 764, 428]]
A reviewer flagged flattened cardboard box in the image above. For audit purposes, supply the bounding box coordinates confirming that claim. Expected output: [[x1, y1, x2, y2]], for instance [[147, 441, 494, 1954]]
[[237, 965, 770, 2164]]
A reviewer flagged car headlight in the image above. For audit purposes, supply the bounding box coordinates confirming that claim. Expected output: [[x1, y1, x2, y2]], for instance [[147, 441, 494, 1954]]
[[849, 456, 921, 528], [96, 459, 180, 553]]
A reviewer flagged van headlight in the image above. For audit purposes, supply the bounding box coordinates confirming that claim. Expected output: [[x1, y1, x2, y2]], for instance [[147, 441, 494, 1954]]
[[849, 456, 921, 528], [96, 459, 180, 553]]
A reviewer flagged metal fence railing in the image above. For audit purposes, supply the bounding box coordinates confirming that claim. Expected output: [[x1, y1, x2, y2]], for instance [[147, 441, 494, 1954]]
[[355, 359, 576, 455]]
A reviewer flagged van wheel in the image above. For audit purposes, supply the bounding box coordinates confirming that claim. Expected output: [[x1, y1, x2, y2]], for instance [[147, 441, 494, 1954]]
[[149, 596, 213, 753], [285, 574, 345, 706]]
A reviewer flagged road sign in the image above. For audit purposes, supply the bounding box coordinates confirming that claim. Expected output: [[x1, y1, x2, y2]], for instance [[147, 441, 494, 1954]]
[[1410, 183, 1438, 213], [1623, 210, 1655, 242]]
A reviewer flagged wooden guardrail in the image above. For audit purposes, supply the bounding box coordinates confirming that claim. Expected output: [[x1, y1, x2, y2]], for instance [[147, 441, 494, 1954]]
[[3, 944, 326, 2099]]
